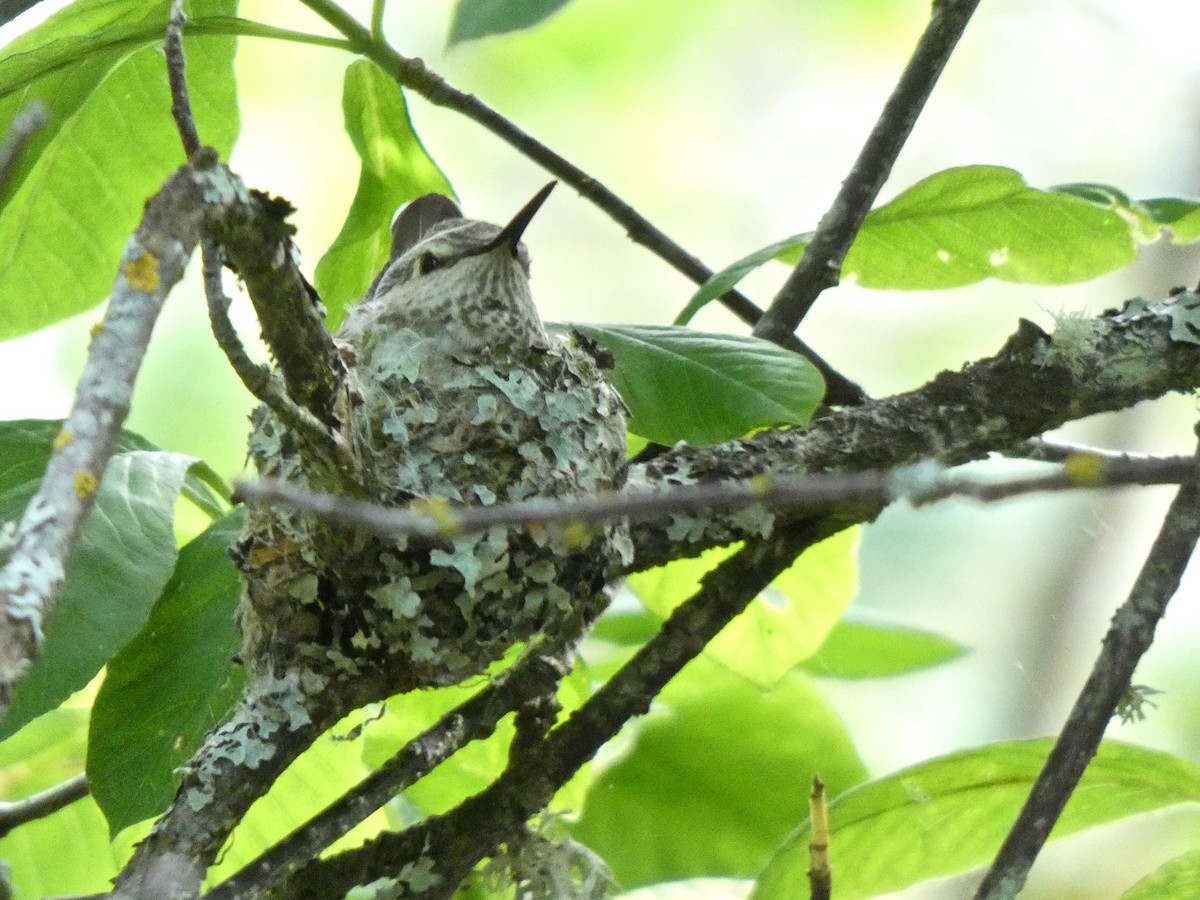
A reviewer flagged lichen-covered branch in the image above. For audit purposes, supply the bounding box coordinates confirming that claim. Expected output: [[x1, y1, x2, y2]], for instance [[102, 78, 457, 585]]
[[266, 522, 832, 899], [629, 299, 1200, 569], [236, 453, 1200, 545], [0, 156, 243, 721]]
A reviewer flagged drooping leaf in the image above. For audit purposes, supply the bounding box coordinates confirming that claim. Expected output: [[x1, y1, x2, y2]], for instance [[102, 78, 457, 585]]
[[800, 619, 967, 679], [753, 739, 1200, 900], [0, 0, 240, 340], [0, 421, 217, 740], [674, 232, 810, 326], [628, 530, 859, 688], [1121, 848, 1200, 898], [564, 324, 824, 445], [572, 657, 866, 887], [314, 59, 453, 327], [447, 0, 574, 46], [88, 510, 245, 836]]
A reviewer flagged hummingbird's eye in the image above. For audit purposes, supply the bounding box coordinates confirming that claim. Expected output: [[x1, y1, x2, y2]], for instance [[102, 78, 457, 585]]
[[417, 252, 441, 276]]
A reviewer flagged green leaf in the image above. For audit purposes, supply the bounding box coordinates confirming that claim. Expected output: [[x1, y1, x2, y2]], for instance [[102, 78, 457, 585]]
[[0, 0, 240, 340], [448, 0, 574, 46], [1121, 848, 1200, 898], [0, 421, 212, 740], [564, 324, 824, 445], [679, 166, 1143, 319], [572, 657, 866, 887], [753, 739, 1200, 900], [628, 530, 859, 688], [0, 708, 116, 897], [1140, 197, 1200, 244], [800, 620, 967, 679], [615, 880, 753, 900], [88, 510, 245, 836], [314, 59, 453, 327]]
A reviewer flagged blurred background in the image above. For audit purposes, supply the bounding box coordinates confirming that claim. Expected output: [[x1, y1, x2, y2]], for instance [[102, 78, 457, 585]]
[[4, 0, 1200, 896]]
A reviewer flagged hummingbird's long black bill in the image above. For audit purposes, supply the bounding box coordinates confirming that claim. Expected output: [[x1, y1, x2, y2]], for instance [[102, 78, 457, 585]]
[[482, 181, 557, 256]]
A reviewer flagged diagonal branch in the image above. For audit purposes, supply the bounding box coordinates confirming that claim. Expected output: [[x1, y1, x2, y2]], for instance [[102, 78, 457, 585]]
[[268, 522, 833, 898], [206, 638, 576, 900], [973, 433, 1200, 899], [0, 773, 88, 838], [753, 0, 983, 345], [295, 0, 866, 406], [0, 157, 238, 722]]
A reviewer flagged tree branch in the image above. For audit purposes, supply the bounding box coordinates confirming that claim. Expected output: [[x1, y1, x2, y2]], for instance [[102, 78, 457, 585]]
[[629, 301, 1200, 569], [0, 156, 239, 721], [973, 433, 1200, 900], [235, 453, 1200, 546], [0, 773, 88, 838], [268, 523, 832, 898], [206, 639, 575, 900], [753, 0, 983, 345], [295, 0, 867, 406]]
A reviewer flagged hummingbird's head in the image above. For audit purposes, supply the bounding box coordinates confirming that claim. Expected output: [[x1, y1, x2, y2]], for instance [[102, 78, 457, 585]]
[[337, 185, 556, 355]]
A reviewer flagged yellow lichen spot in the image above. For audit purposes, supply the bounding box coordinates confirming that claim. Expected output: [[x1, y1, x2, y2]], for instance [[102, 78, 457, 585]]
[[562, 520, 592, 548], [410, 497, 463, 537], [748, 472, 772, 498], [123, 251, 160, 292], [248, 546, 282, 569], [52, 429, 73, 450], [1063, 451, 1107, 486], [89, 321, 105, 341], [74, 471, 99, 499]]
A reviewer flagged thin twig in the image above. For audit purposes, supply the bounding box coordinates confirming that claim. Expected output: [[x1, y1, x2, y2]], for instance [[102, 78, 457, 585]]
[[235, 454, 1200, 544], [0, 101, 46, 198], [973, 435, 1200, 899], [165, 1, 201, 158], [753, 0, 983, 345], [0, 773, 88, 838], [1007, 437, 1160, 465], [295, 0, 866, 406]]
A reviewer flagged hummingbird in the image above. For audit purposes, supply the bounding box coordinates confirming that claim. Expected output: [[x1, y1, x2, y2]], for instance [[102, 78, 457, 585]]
[[234, 184, 631, 705]]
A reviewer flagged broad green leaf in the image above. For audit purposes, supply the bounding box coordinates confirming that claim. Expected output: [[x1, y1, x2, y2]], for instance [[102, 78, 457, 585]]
[[678, 166, 1142, 320], [1121, 848, 1200, 898], [753, 739, 1200, 900], [1140, 197, 1200, 244], [837, 166, 1136, 288], [88, 510, 245, 836], [800, 620, 967, 679], [0, 708, 117, 896], [628, 530, 859, 688], [0, 426, 210, 740], [565, 324, 824, 445], [572, 658, 866, 887], [314, 59, 453, 327], [448, 0, 574, 46], [0, 0, 240, 340]]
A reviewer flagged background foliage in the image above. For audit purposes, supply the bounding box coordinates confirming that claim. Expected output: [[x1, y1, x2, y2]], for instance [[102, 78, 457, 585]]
[[1, 1, 1200, 898]]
